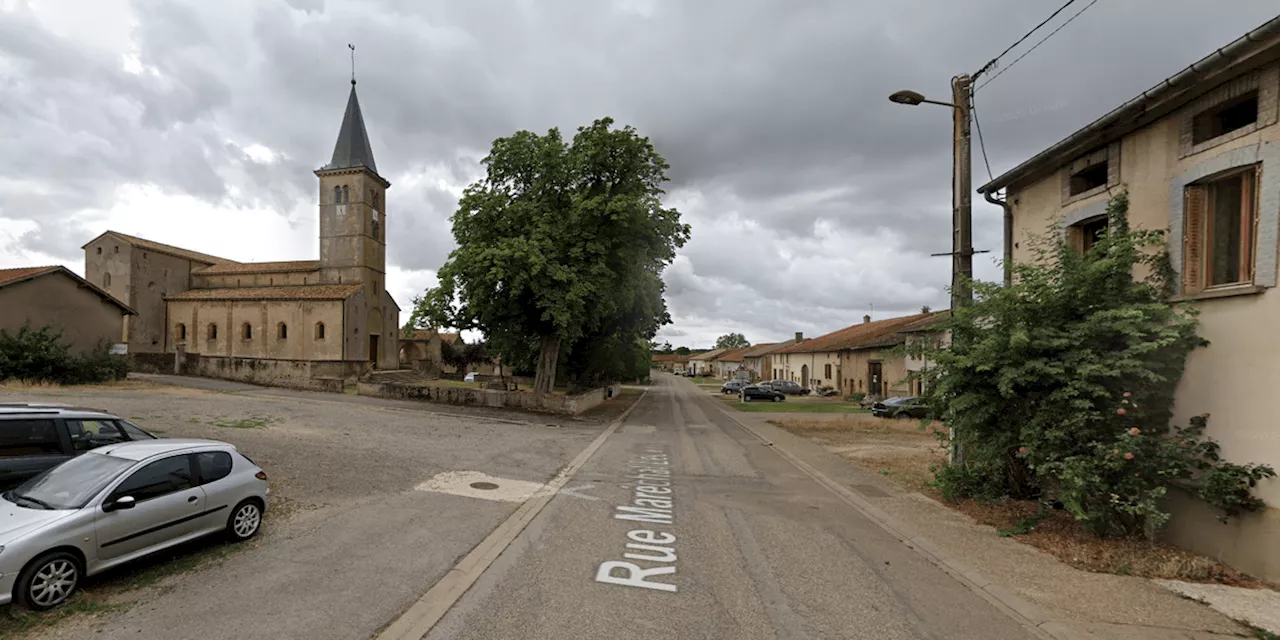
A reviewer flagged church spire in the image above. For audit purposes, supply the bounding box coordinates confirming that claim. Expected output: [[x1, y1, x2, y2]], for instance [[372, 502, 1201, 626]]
[[323, 79, 378, 175]]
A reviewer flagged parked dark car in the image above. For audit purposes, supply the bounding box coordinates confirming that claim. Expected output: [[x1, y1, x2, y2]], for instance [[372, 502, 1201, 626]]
[[871, 396, 930, 419], [740, 385, 785, 402], [0, 404, 158, 490], [766, 380, 810, 395], [721, 380, 749, 394]]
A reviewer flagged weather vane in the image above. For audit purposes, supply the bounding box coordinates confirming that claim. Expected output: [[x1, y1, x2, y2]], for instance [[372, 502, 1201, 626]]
[[349, 43, 356, 85]]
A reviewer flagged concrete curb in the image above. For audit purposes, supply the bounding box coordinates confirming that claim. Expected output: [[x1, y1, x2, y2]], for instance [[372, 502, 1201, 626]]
[[716, 406, 1090, 640], [375, 385, 651, 640]]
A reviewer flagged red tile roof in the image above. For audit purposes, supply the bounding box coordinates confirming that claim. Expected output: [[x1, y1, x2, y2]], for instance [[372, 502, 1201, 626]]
[[165, 284, 363, 302], [777, 312, 935, 354], [713, 347, 752, 362], [689, 347, 729, 361], [401, 329, 462, 344], [0, 265, 135, 313], [742, 341, 795, 357], [196, 260, 319, 275], [82, 231, 236, 265]]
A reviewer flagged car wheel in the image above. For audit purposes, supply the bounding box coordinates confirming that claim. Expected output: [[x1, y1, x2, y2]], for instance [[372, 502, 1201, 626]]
[[227, 499, 263, 542], [895, 411, 911, 420], [16, 551, 81, 611], [772, 395, 782, 402]]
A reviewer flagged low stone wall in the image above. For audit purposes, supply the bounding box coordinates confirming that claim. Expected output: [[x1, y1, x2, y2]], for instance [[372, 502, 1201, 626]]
[[178, 355, 363, 391], [356, 380, 613, 415], [129, 352, 173, 374]]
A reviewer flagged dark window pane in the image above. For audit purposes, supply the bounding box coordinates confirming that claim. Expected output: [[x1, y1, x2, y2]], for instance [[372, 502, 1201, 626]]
[[117, 421, 156, 440], [112, 455, 194, 503], [0, 419, 62, 457], [1210, 175, 1244, 285], [196, 451, 233, 485], [67, 419, 127, 452], [1080, 217, 1108, 253]]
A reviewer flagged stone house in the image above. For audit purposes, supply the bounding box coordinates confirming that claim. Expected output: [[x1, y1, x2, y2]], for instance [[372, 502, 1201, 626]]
[[0, 265, 134, 354], [400, 328, 460, 372], [711, 347, 752, 379], [976, 16, 1280, 580], [687, 348, 728, 376], [898, 311, 950, 396], [743, 339, 796, 381], [82, 79, 400, 388], [775, 313, 933, 396]]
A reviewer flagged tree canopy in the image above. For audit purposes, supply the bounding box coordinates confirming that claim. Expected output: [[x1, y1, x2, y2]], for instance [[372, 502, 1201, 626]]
[[414, 118, 690, 393], [714, 333, 750, 350]]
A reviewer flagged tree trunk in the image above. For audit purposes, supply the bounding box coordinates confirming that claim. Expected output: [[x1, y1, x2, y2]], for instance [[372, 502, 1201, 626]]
[[533, 335, 562, 396]]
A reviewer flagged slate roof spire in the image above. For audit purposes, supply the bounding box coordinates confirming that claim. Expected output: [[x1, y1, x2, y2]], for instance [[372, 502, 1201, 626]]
[[323, 81, 378, 175]]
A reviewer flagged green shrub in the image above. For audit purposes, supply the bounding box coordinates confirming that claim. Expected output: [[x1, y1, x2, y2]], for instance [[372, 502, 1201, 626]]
[[914, 193, 1275, 538], [845, 392, 866, 403], [0, 325, 127, 385]]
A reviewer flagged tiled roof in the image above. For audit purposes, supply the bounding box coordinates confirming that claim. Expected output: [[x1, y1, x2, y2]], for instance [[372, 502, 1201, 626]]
[[166, 284, 362, 302], [0, 265, 135, 313], [196, 260, 320, 275], [898, 311, 951, 334], [714, 347, 752, 362], [651, 354, 690, 363], [777, 312, 935, 354], [689, 347, 729, 361], [742, 341, 795, 358], [82, 231, 236, 266]]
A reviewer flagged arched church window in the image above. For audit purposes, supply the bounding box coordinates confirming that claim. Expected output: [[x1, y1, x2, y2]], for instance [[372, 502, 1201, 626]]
[[242, 323, 253, 340], [315, 322, 326, 340], [342, 185, 349, 203], [278, 323, 288, 340], [208, 323, 218, 339], [176, 323, 186, 340], [333, 186, 341, 204]]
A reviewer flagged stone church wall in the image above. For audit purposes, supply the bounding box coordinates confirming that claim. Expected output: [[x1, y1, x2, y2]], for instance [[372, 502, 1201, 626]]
[[168, 299, 346, 361], [193, 271, 315, 289], [187, 355, 363, 391]]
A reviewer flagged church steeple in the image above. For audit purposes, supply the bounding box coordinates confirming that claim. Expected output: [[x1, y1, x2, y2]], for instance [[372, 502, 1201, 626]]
[[323, 83, 379, 175]]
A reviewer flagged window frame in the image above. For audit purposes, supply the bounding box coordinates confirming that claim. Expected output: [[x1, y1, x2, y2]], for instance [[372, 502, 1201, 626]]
[[1182, 165, 1261, 294], [65, 419, 129, 452], [193, 450, 234, 486]]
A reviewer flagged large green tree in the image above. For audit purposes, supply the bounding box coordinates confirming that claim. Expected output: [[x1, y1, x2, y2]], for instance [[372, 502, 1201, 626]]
[[714, 333, 750, 350], [416, 118, 689, 394]]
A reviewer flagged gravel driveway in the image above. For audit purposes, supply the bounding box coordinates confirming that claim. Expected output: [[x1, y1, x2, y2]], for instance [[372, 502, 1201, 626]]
[[1, 380, 604, 640]]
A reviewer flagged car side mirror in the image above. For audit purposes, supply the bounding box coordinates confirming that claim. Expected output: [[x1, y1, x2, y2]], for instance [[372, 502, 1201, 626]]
[[105, 495, 136, 512]]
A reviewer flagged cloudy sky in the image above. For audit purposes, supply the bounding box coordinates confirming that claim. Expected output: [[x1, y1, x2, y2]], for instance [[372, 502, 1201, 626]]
[[2, 0, 1278, 348]]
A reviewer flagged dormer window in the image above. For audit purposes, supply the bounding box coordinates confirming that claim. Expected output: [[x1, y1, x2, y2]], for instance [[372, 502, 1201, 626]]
[[1061, 143, 1118, 205]]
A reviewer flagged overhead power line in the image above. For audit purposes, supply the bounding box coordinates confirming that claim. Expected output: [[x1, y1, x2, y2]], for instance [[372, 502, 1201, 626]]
[[970, 93, 995, 182], [973, 0, 1079, 80], [976, 0, 1101, 91]]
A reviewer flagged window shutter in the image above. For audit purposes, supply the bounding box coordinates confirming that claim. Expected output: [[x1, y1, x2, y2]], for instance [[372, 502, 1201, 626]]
[[1183, 185, 1207, 294]]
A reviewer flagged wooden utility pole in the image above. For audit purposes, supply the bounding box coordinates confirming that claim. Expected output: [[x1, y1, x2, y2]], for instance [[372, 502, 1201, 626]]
[[951, 74, 974, 311]]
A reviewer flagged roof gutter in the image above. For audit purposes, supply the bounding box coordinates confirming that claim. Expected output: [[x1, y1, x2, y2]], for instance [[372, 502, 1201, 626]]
[[978, 16, 1280, 194], [984, 190, 1014, 286]]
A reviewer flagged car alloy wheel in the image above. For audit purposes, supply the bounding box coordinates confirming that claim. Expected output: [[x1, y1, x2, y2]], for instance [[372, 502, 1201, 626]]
[[229, 501, 263, 540], [19, 552, 80, 610], [772, 396, 782, 402]]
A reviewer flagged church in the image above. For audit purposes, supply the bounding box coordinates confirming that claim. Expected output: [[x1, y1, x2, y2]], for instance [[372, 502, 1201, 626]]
[[82, 79, 399, 389]]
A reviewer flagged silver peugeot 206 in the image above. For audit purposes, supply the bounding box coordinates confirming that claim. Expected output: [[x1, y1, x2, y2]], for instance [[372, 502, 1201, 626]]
[[0, 439, 268, 610]]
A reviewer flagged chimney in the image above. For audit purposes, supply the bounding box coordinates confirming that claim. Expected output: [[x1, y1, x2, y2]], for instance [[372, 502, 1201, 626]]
[[794, 331, 804, 343], [863, 315, 872, 324]]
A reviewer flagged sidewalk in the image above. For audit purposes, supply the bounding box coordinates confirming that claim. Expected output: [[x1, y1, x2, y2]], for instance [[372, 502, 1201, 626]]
[[724, 410, 1266, 640]]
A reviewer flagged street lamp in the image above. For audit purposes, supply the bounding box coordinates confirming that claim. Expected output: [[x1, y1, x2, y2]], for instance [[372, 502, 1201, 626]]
[[888, 77, 974, 313]]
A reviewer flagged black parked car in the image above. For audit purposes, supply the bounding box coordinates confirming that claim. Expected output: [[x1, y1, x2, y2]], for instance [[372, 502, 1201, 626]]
[[741, 385, 785, 402], [721, 380, 749, 394], [766, 380, 810, 396], [871, 396, 930, 419], [0, 404, 158, 490]]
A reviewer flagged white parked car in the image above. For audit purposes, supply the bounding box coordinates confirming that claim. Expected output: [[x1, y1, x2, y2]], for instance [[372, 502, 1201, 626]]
[[464, 372, 477, 382], [0, 439, 269, 610]]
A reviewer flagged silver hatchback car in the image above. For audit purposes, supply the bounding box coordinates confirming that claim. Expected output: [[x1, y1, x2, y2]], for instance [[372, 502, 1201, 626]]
[[0, 439, 268, 610]]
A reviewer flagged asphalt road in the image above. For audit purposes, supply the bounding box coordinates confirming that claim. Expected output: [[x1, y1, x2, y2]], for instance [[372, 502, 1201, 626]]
[[419, 374, 1040, 640]]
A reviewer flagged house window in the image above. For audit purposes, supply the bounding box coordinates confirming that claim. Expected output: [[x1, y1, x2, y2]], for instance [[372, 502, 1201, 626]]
[[242, 323, 253, 340], [103, 272, 111, 287], [96, 247, 102, 255], [315, 322, 326, 340], [278, 323, 288, 340], [1183, 166, 1259, 292], [1068, 216, 1109, 254], [1068, 162, 1108, 197], [1192, 91, 1258, 145], [824, 363, 832, 378], [114, 245, 119, 253], [208, 323, 218, 340], [176, 323, 186, 340]]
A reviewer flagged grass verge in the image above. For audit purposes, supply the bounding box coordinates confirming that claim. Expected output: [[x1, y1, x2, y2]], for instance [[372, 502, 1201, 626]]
[[723, 397, 870, 413]]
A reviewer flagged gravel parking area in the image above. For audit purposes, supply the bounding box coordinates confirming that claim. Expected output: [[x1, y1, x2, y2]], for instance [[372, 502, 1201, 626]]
[[1, 380, 605, 639]]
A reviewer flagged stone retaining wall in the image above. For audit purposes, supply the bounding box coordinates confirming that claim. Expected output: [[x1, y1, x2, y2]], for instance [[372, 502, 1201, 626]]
[[356, 380, 615, 415]]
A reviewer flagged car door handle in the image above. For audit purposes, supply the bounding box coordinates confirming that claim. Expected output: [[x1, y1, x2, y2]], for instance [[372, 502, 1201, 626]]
[[188, 496, 198, 503]]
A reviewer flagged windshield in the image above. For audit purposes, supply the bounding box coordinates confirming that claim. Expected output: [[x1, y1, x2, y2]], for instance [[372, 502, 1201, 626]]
[[8, 452, 135, 510]]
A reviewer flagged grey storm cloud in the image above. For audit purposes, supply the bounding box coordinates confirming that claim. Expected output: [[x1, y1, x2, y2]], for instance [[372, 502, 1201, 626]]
[[2, 0, 1278, 346]]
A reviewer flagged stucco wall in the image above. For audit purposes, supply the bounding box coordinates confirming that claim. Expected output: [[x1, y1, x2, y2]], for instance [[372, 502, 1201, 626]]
[[1005, 61, 1280, 579], [777, 351, 841, 388], [192, 271, 317, 289], [839, 349, 908, 397], [0, 272, 127, 354], [166, 299, 346, 361]]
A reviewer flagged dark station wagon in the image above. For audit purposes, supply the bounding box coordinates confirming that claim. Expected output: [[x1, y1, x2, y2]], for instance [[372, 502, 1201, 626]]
[[0, 404, 158, 491]]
